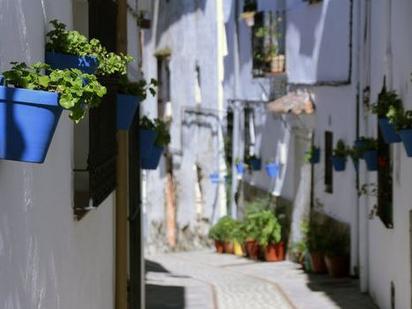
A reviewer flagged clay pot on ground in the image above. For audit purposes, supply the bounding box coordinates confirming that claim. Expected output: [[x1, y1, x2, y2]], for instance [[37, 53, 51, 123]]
[[224, 242, 234, 254], [310, 252, 328, 273], [245, 240, 259, 260], [324, 255, 349, 278], [264, 242, 285, 262], [214, 240, 224, 254]]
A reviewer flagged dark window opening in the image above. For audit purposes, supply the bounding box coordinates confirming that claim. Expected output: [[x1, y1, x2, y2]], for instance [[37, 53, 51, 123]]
[[324, 131, 333, 193], [157, 57, 171, 120]]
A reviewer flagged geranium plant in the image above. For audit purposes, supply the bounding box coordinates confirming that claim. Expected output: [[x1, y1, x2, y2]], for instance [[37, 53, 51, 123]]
[[3, 62, 106, 122]]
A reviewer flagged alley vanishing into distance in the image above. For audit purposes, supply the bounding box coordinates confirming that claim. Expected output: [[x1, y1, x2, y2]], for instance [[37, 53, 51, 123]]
[[146, 251, 377, 309]]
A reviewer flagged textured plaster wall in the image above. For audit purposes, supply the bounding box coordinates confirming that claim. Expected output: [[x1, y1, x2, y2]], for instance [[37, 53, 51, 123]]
[[0, 1, 114, 308]]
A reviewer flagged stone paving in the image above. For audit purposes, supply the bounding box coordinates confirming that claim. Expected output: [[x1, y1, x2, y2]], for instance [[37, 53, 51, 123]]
[[145, 251, 377, 309]]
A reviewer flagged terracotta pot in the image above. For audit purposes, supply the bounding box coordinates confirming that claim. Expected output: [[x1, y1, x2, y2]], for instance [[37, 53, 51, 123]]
[[224, 242, 234, 254], [324, 255, 349, 278], [264, 242, 285, 262], [245, 240, 259, 260], [310, 252, 328, 273], [214, 240, 224, 254]]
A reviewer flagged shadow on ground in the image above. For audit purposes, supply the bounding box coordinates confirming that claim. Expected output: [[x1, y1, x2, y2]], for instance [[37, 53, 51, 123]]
[[145, 260, 186, 309], [305, 272, 378, 309]]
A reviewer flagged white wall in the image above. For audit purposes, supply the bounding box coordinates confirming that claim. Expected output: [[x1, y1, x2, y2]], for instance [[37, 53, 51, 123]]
[[0, 1, 115, 308]]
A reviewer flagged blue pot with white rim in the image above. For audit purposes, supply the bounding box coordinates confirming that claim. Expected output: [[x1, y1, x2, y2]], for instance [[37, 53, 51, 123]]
[[331, 156, 346, 172], [140, 129, 157, 159], [236, 162, 245, 175], [398, 129, 412, 157], [363, 150, 378, 171], [116, 94, 139, 130], [0, 84, 62, 163], [141, 145, 164, 170], [45, 51, 99, 74], [209, 172, 221, 184], [265, 163, 279, 178], [378, 117, 401, 144]]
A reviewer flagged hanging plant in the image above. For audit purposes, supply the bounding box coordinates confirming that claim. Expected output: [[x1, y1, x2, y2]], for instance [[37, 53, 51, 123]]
[[331, 140, 348, 172]]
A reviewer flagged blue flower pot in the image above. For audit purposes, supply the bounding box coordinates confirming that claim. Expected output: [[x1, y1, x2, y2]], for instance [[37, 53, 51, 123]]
[[354, 139, 366, 149], [209, 172, 220, 184], [116, 94, 139, 130], [363, 150, 378, 171], [249, 158, 261, 171], [378, 117, 401, 144], [331, 156, 346, 172], [140, 129, 157, 159], [0, 85, 62, 163], [265, 163, 279, 178], [45, 52, 99, 74], [310, 148, 320, 164], [236, 162, 245, 175], [141, 145, 164, 170], [399, 129, 412, 157]]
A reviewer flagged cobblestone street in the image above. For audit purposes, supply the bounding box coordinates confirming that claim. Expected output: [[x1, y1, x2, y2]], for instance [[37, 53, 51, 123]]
[[146, 251, 377, 309]]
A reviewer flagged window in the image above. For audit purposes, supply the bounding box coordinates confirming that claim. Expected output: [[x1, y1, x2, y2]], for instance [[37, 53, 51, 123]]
[[324, 131, 333, 193], [252, 10, 286, 77], [157, 56, 171, 120]]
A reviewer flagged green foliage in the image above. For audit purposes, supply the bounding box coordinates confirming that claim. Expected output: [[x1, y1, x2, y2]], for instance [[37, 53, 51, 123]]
[[387, 105, 412, 130], [46, 19, 133, 76], [243, 0, 257, 12], [350, 137, 378, 160], [118, 76, 158, 99], [307, 219, 328, 252], [333, 139, 349, 158], [208, 216, 237, 242], [304, 146, 319, 163], [244, 210, 281, 246], [244, 197, 270, 215], [3, 62, 106, 122], [371, 89, 403, 118], [232, 220, 246, 243], [139, 116, 171, 147]]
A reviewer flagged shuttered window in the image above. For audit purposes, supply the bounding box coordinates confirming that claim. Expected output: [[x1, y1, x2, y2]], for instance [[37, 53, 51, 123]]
[[324, 131, 333, 193]]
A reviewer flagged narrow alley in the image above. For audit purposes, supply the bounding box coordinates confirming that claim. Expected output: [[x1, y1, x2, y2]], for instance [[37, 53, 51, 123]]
[[146, 251, 377, 309]]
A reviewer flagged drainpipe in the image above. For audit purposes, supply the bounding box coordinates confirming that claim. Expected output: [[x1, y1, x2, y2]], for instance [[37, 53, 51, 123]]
[[116, 0, 128, 308], [230, 0, 241, 219]]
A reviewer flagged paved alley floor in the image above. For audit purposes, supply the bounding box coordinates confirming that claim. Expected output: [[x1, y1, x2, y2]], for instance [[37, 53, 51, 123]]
[[145, 251, 377, 309]]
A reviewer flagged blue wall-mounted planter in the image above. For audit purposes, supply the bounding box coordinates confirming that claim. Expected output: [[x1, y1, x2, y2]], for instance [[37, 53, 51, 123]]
[[331, 156, 346, 172], [236, 162, 245, 175], [363, 150, 378, 171], [209, 172, 221, 184], [310, 148, 320, 164], [0, 85, 62, 163], [399, 129, 412, 157], [249, 158, 261, 171], [116, 94, 139, 130], [45, 52, 99, 74], [265, 163, 279, 178], [140, 129, 157, 159], [141, 145, 164, 170], [378, 117, 401, 144]]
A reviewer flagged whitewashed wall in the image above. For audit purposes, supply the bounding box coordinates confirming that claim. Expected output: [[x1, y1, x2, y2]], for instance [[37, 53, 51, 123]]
[[0, 1, 115, 308]]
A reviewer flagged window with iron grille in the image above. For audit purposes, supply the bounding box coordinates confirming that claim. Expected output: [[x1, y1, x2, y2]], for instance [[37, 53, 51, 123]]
[[324, 131, 333, 193], [252, 10, 286, 77]]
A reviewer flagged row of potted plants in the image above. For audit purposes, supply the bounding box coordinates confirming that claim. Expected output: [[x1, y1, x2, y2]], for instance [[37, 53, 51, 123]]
[[290, 217, 350, 278], [208, 210, 285, 262], [235, 156, 280, 178], [0, 19, 169, 168]]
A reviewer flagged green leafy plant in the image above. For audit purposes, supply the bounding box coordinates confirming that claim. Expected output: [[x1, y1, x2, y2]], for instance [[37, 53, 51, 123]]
[[350, 137, 378, 161], [307, 219, 329, 253], [139, 116, 156, 130], [118, 76, 158, 99], [208, 216, 237, 242], [243, 0, 257, 12], [154, 119, 171, 147], [232, 220, 246, 243], [371, 89, 403, 118], [304, 146, 319, 163], [46, 19, 133, 76], [243, 210, 281, 245], [244, 197, 270, 215], [3, 62, 106, 122], [333, 140, 349, 158], [387, 105, 412, 130]]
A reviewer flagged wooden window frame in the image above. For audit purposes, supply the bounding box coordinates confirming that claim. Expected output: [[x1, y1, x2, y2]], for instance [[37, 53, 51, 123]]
[[324, 131, 333, 193]]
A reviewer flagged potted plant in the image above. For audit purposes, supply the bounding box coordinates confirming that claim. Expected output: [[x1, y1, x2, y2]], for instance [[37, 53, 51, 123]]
[[323, 226, 350, 278], [243, 212, 261, 260], [356, 137, 378, 171], [234, 158, 245, 175], [116, 77, 157, 130], [141, 118, 171, 170], [208, 219, 225, 253], [0, 62, 106, 163], [240, 0, 257, 27], [307, 219, 328, 273], [265, 160, 280, 178], [387, 107, 412, 157], [255, 211, 284, 262], [371, 89, 402, 144], [254, 24, 285, 74], [245, 154, 261, 171], [305, 145, 320, 164], [331, 139, 348, 172], [46, 20, 133, 77]]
